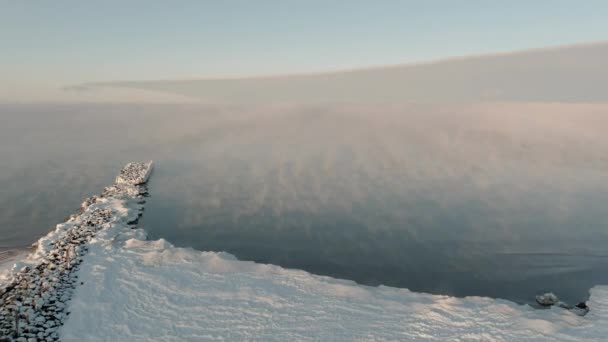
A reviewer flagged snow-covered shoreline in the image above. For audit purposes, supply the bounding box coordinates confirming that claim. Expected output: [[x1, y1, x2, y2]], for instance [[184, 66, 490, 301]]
[[0, 161, 153, 341], [0, 250, 30, 284], [60, 238, 608, 341], [2, 160, 607, 341]]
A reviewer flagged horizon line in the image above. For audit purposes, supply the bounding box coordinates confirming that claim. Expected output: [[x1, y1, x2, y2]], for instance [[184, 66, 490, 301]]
[[83, 40, 608, 87]]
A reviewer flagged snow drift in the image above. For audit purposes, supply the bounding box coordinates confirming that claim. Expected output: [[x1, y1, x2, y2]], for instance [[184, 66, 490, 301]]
[[60, 207, 608, 341]]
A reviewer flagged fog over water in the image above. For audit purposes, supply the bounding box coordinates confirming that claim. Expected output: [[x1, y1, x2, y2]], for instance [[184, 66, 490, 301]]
[[2, 102, 608, 303]]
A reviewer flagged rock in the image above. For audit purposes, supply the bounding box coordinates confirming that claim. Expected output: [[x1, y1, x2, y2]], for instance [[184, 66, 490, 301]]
[[535, 292, 559, 306], [570, 302, 590, 316]]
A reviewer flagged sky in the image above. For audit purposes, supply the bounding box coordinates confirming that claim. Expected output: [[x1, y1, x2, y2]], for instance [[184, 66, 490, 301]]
[[1, 0, 607, 101]]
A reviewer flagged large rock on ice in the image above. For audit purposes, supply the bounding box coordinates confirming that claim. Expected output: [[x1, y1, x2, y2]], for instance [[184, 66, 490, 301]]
[[536, 292, 559, 306]]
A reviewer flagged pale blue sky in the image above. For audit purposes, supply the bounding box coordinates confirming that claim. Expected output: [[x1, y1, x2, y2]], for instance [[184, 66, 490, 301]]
[[1, 0, 607, 100]]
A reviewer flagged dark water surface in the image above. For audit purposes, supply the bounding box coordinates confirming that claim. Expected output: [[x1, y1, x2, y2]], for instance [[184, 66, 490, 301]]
[[2, 103, 608, 304]]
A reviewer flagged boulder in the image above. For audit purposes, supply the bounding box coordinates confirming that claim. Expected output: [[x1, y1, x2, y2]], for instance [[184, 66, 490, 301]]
[[535, 292, 559, 306]]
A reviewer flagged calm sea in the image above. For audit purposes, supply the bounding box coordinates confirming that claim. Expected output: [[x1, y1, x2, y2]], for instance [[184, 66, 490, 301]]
[[2, 103, 608, 304]]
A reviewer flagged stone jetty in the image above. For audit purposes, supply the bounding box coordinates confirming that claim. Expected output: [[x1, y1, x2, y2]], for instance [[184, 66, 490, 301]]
[[0, 161, 153, 341]]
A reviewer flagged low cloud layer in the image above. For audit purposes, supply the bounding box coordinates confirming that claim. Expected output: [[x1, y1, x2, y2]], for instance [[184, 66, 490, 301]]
[[91, 42, 608, 104]]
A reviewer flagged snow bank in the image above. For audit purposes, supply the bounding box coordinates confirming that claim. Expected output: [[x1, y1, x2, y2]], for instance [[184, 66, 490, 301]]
[[60, 220, 608, 341]]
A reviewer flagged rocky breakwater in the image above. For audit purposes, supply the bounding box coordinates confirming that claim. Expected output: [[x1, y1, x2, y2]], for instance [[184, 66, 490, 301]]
[[0, 161, 153, 341]]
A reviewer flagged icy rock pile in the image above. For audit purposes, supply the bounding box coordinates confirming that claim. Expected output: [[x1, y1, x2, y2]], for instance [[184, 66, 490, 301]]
[[536, 292, 590, 316], [115, 161, 153, 185], [0, 161, 153, 341]]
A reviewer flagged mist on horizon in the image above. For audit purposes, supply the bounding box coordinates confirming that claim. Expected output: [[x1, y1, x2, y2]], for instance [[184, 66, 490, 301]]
[[3, 1, 608, 104], [85, 42, 607, 105]]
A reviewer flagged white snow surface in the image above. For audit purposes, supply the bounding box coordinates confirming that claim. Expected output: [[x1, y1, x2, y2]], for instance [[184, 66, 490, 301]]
[[55, 197, 608, 341]]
